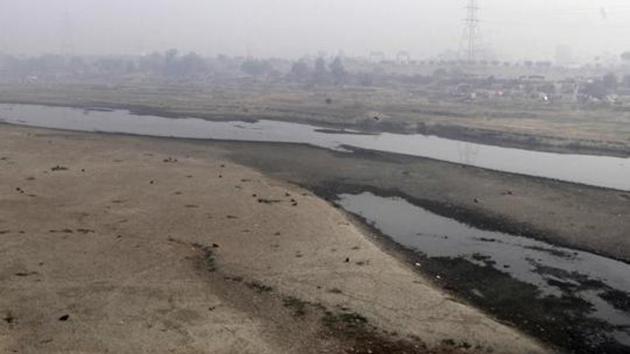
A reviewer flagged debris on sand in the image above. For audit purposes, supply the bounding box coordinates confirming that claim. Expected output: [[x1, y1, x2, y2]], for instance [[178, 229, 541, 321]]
[[58, 314, 70, 321], [3, 312, 15, 324], [49, 229, 74, 234], [14, 271, 39, 277], [283, 296, 308, 317], [51, 165, 69, 171], [257, 198, 282, 204], [247, 281, 273, 293], [76, 229, 96, 234]]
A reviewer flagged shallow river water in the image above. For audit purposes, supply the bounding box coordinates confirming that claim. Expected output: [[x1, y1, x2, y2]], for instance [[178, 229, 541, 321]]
[[0, 103, 629, 191]]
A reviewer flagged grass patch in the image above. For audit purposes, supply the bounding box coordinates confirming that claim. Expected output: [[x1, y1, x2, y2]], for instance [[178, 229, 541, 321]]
[[282, 296, 308, 317], [322, 310, 368, 331], [192, 243, 217, 272], [247, 281, 273, 293], [205, 250, 217, 272]]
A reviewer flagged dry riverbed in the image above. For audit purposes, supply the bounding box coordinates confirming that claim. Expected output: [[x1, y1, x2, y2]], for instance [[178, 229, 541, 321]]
[[0, 125, 547, 353]]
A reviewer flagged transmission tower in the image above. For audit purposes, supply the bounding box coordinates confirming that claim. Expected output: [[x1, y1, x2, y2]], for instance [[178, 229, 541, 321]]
[[459, 0, 481, 62]]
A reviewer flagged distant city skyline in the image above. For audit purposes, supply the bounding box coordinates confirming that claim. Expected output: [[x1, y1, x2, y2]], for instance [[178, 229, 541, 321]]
[[1, 0, 630, 63]]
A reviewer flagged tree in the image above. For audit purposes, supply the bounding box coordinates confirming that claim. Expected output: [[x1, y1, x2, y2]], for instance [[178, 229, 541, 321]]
[[240, 59, 272, 77], [329, 56, 346, 84], [68, 56, 86, 75], [94, 58, 127, 75], [139, 52, 165, 74], [290, 60, 310, 80], [580, 75, 619, 100], [313, 57, 328, 83], [177, 52, 207, 77], [432, 68, 448, 80], [164, 49, 180, 76], [602, 72, 618, 91]]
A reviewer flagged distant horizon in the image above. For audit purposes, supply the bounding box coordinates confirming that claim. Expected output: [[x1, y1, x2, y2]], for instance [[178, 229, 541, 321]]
[[1, 1, 630, 64], [1, 50, 626, 68]]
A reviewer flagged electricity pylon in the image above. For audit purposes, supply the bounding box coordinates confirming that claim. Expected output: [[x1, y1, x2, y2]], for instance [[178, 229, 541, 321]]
[[459, 0, 481, 62]]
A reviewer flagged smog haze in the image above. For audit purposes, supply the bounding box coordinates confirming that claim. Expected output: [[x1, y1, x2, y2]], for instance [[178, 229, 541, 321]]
[[1, 0, 629, 62]]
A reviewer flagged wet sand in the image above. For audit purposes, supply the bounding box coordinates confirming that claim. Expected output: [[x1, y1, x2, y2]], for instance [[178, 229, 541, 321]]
[[0, 125, 547, 353], [225, 143, 630, 264]]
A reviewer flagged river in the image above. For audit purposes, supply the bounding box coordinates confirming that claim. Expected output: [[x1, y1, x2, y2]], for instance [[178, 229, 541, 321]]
[[0, 103, 628, 191]]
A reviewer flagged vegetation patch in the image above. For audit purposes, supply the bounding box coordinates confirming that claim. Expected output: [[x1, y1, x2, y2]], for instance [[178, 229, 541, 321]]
[[322, 310, 369, 331], [192, 243, 217, 272], [247, 281, 273, 293], [282, 296, 308, 317]]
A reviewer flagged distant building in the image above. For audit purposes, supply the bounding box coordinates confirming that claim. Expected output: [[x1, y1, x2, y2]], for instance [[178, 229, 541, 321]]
[[396, 51, 411, 64], [369, 51, 386, 63]]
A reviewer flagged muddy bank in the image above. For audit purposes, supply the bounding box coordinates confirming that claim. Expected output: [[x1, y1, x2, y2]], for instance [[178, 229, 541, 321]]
[[0, 125, 546, 353], [221, 141, 630, 263], [421, 124, 630, 158]]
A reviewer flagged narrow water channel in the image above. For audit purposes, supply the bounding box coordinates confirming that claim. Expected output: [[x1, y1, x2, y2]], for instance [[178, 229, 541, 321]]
[[0, 103, 629, 191], [335, 192, 630, 353]]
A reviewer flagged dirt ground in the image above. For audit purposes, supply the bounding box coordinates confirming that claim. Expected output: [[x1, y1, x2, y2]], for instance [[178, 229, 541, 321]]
[[0, 125, 547, 353]]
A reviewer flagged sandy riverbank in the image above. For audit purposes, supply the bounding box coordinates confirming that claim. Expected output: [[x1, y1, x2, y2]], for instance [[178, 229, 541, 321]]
[[0, 125, 547, 353]]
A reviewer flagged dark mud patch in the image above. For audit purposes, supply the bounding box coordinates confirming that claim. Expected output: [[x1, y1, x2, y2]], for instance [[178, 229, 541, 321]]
[[424, 257, 628, 353], [322, 308, 482, 354], [330, 189, 630, 353]]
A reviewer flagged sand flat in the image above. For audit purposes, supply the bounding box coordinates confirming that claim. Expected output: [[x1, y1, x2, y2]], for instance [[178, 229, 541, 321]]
[[0, 124, 547, 353]]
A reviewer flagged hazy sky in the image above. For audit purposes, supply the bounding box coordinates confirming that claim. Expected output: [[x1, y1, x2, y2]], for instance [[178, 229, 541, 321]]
[[1, 0, 630, 61]]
